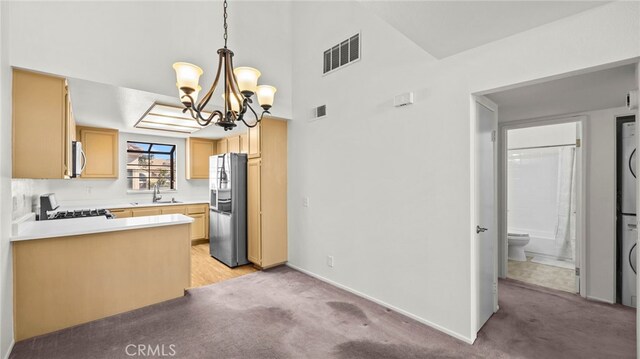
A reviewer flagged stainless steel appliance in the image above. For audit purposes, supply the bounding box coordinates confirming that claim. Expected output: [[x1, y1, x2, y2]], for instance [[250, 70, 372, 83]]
[[39, 193, 60, 220], [71, 141, 87, 178], [39, 193, 114, 220], [618, 118, 637, 307], [209, 153, 248, 267]]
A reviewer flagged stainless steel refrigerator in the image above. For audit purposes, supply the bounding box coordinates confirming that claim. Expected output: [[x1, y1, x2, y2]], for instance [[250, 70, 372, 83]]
[[209, 153, 248, 267]]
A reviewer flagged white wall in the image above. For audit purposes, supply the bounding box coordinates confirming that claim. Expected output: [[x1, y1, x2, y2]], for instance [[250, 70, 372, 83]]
[[0, 2, 13, 357], [31, 132, 209, 208], [289, 1, 639, 342]]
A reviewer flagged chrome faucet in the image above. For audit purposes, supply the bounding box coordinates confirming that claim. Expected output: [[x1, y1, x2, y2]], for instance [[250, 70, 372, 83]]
[[152, 183, 162, 203]]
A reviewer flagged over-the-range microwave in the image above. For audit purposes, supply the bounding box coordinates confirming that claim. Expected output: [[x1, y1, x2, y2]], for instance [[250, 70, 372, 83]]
[[71, 141, 86, 178]]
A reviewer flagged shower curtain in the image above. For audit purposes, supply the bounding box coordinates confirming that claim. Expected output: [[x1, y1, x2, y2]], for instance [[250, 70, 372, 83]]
[[555, 146, 576, 260]]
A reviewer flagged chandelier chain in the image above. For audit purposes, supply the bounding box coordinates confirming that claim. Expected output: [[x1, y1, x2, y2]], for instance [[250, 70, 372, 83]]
[[223, 0, 228, 48]]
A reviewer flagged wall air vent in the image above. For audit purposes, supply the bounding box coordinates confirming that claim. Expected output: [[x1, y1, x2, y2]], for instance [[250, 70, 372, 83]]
[[323, 33, 360, 75], [311, 105, 327, 121]]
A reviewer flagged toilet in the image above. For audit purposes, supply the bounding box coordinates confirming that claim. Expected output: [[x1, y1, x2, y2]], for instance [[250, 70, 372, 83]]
[[508, 232, 530, 261]]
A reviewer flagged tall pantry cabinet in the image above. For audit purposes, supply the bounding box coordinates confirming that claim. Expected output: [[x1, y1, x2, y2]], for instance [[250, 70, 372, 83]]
[[247, 118, 288, 268]]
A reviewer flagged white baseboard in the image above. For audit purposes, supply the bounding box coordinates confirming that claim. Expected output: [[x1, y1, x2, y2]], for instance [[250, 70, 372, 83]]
[[285, 263, 475, 344], [586, 295, 616, 305], [3, 339, 14, 359]]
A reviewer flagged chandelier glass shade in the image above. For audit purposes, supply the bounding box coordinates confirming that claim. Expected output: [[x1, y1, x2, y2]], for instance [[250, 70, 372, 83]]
[[172, 0, 276, 131]]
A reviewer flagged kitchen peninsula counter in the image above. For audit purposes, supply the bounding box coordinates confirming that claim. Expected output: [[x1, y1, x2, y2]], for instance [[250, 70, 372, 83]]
[[11, 214, 194, 241], [12, 214, 193, 340]]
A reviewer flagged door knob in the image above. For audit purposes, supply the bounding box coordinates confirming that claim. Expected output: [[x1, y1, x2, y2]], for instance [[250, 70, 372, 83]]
[[476, 226, 488, 234]]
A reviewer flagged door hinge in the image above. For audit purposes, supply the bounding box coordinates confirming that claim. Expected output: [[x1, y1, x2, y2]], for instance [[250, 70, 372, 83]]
[[492, 282, 497, 293], [491, 130, 497, 142], [576, 139, 581, 148], [575, 267, 580, 276]]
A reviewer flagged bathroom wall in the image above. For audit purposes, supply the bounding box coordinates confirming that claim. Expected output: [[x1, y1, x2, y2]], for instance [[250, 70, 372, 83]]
[[507, 123, 577, 260]]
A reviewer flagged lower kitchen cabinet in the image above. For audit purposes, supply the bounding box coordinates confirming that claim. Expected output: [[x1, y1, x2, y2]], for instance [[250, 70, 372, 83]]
[[161, 206, 186, 215], [109, 204, 209, 243], [247, 159, 262, 265], [132, 208, 161, 217], [109, 209, 132, 218], [189, 213, 207, 241]]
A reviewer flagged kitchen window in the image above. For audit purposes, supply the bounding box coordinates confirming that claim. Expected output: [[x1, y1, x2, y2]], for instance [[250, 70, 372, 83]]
[[127, 141, 176, 191]]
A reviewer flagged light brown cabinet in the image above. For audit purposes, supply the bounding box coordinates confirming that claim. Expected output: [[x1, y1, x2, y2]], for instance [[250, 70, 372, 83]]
[[216, 138, 228, 154], [247, 123, 261, 159], [161, 206, 186, 215], [186, 137, 216, 179], [189, 213, 207, 241], [109, 203, 209, 243], [109, 209, 132, 218], [227, 136, 240, 153], [12, 69, 76, 179], [77, 126, 119, 178], [240, 133, 249, 154], [246, 118, 287, 268], [131, 207, 161, 217], [247, 158, 262, 265]]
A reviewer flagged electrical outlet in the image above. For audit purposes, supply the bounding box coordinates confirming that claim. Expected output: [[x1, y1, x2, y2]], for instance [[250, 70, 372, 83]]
[[327, 255, 334, 268], [303, 196, 309, 208]]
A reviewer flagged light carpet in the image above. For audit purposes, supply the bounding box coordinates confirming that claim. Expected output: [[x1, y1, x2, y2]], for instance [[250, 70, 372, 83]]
[[10, 267, 635, 358]]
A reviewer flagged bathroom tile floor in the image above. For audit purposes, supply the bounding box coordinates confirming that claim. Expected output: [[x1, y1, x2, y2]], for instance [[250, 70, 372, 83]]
[[508, 257, 575, 293]]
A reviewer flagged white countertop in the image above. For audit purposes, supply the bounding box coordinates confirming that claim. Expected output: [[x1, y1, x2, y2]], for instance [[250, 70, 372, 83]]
[[11, 214, 194, 242], [56, 199, 209, 211]]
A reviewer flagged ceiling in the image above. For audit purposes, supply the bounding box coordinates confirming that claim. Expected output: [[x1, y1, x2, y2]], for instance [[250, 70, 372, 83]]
[[68, 78, 247, 139], [486, 63, 637, 122], [359, 1, 609, 59]]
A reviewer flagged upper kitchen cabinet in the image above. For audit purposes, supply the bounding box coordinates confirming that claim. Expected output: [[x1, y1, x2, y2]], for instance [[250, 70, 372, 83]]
[[227, 136, 240, 153], [247, 122, 261, 158], [12, 69, 76, 179], [186, 137, 217, 179], [77, 126, 119, 178], [216, 138, 228, 154], [240, 133, 249, 154]]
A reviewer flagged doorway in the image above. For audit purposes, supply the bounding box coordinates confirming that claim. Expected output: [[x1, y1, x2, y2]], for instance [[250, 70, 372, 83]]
[[472, 61, 638, 341], [502, 121, 582, 293]]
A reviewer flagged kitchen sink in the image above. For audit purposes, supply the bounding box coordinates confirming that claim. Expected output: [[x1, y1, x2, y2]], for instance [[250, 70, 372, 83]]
[[129, 200, 182, 206]]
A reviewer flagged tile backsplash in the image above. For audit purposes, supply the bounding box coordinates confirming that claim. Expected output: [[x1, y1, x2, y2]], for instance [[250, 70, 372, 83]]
[[11, 179, 40, 220]]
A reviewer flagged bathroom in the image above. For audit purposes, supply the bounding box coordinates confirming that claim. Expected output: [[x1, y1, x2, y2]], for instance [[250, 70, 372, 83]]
[[506, 122, 578, 293]]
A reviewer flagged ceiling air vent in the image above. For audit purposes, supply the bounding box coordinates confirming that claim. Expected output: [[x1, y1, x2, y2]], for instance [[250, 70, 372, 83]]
[[323, 33, 360, 75]]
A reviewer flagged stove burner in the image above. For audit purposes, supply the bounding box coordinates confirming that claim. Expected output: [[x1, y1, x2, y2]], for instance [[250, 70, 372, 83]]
[[48, 209, 114, 220]]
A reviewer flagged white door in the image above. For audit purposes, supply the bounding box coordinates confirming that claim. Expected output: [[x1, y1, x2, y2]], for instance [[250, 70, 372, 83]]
[[476, 99, 498, 330]]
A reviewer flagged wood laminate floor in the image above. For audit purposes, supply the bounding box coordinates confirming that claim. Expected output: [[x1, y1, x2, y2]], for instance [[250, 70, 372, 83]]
[[190, 242, 257, 288]]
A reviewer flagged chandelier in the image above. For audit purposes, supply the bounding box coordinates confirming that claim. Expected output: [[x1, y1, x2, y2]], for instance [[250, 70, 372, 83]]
[[172, 0, 276, 131]]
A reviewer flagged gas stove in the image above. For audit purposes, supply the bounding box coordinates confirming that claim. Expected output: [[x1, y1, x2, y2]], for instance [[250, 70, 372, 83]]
[[48, 209, 115, 220]]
